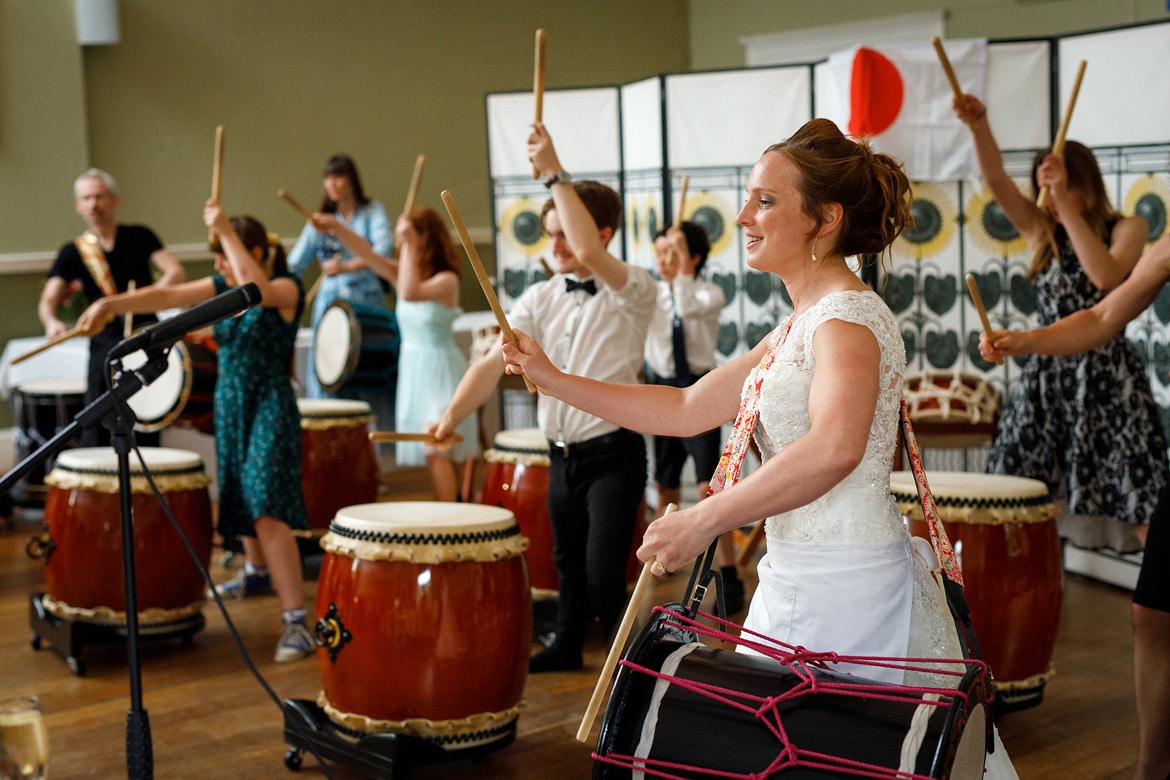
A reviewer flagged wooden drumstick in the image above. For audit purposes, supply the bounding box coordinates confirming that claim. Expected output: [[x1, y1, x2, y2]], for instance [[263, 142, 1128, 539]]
[[736, 520, 766, 568], [675, 175, 690, 225], [304, 254, 338, 309], [531, 28, 546, 179], [209, 125, 225, 243], [966, 273, 1002, 365], [277, 188, 314, 222], [1036, 60, 1086, 210], [577, 503, 678, 744], [403, 154, 425, 216], [931, 36, 965, 103], [123, 280, 136, 338], [538, 256, 554, 278], [369, 431, 464, 444], [441, 189, 538, 393], [10, 325, 86, 366]]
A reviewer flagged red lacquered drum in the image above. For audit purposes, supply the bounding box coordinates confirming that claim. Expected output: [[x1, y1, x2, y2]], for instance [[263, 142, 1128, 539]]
[[481, 428, 646, 597], [297, 398, 379, 531], [891, 470, 1063, 709], [315, 502, 531, 753], [482, 428, 557, 595], [903, 371, 999, 426], [33, 447, 213, 627]]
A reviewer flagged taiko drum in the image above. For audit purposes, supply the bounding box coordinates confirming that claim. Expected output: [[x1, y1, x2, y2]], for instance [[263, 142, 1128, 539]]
[[481, 428, 646, 597], [314, 502, 531, 752], [297, 398, 379, 530], [34, 447, 213, 624], [891, 470, 1063, 709]]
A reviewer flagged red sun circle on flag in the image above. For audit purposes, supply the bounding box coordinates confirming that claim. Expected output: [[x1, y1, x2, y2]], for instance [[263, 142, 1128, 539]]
[[849, 47, 904, 137]]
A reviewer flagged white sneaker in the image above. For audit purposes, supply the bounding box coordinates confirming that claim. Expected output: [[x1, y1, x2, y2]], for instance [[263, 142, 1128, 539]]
[[274, 620, 314, 663]]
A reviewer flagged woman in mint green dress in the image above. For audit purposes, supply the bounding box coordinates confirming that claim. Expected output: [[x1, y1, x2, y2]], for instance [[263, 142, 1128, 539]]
[[323, 207, 477, 500]]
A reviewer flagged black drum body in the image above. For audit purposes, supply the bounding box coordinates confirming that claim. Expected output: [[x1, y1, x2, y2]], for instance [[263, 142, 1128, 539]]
[[594, 610, 990, 779]]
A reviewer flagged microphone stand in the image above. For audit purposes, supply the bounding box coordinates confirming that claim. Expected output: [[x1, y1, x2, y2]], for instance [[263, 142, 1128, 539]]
[[0, 349, 171, 780]]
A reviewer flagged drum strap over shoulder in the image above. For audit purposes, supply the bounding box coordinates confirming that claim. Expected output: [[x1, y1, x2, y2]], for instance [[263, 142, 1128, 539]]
[[898, 399, 986, 665], [74, 232, 118, 298]]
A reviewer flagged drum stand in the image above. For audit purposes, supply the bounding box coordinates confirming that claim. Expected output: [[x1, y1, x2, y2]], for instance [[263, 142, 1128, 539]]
[[280, 698, 503, 778], [27, 592, 205, 677], [0, 352, 171, 780]]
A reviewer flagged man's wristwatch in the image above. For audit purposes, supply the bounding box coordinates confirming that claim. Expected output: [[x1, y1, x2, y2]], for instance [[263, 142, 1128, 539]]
[[544, 170, 572, 189]]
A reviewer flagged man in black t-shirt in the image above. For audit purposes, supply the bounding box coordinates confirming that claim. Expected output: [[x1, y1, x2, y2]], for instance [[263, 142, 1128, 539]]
[[37, 168, 185, 446]]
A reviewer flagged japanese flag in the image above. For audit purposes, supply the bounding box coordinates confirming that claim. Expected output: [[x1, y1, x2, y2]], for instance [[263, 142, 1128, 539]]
[[819, 39, 988, 182]]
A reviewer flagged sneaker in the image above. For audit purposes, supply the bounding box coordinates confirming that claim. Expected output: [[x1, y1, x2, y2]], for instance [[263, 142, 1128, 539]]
[[275, 620, 315, 664], [213, 569, 273, 599]]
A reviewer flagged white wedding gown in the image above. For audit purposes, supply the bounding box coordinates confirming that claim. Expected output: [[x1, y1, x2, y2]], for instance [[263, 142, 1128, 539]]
[[739, 290, 1017, 778]]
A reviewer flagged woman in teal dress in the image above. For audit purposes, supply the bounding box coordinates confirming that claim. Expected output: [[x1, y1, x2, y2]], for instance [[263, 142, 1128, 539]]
[[77, 202, 313, 664], [323, 206, 478, 500]]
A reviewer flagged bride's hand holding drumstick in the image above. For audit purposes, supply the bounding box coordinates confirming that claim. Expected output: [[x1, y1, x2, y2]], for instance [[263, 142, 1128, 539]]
[[500, 327, 561, 392]]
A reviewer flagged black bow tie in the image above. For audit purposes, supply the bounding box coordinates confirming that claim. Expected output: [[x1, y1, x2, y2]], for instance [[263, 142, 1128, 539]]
[[565, 278, 597, 296]]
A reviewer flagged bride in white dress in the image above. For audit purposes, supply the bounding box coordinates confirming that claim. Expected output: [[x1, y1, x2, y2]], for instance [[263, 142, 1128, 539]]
[[500, 117, 1015, 778]]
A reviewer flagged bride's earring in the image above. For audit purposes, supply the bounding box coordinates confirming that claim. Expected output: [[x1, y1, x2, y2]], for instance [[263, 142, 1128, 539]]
[[811, 237, 818, 262]]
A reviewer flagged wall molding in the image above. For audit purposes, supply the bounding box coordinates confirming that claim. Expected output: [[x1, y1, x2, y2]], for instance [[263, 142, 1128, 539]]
[[0, 227, 493, 275]]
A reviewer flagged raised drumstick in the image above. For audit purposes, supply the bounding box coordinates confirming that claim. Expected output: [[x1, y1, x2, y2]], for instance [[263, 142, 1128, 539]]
[[403, 154, 425, 216], [531, 29, 546, 179], [931, 36, 965, 103], [441, 189, 537, 393], [1036, 60, 1087, 210], [675, 175, 690, 225], [577, 504, 678, 743], [538, 256, 554, 278], [11, 325, 86, 366], [966, 273, 1002, 365], [277, 188, 314, 222], [369, 431, 464, 444], [123, 280, 136, 338], [209, 125, 225, 242]]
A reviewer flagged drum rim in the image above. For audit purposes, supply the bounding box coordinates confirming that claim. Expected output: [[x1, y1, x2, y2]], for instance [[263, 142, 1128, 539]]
[[51, 445, 205, 474], [134, 340, 200, 432], [14, 378, 89, 395], [314, 300, 362, 393]]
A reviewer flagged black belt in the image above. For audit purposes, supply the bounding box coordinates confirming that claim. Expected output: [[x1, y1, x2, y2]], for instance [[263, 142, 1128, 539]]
[[549, 429, 632, 459]]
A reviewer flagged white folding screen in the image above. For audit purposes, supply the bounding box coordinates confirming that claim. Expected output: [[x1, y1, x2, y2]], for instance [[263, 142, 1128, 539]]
[[486, 87, 621, 311], [1059, 24, 1170, 147], [484, 21, 1170, 448]]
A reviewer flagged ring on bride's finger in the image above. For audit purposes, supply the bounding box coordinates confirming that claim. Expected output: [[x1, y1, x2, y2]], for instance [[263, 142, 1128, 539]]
[[651, 560, 666, 576]]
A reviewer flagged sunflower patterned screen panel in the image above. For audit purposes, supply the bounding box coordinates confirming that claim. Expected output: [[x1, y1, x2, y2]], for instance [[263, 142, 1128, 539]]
[[623, 168, 664, 275], [491, 174, 624, 312], [678, 168, 788, 363]]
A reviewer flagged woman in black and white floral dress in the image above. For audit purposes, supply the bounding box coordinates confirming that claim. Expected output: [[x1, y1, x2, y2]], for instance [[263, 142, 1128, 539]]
[[955, 92, 1167, 549]]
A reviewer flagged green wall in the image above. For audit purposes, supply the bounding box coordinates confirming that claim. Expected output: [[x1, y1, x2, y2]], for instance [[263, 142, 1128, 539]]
[[0, 0, 690, 428]]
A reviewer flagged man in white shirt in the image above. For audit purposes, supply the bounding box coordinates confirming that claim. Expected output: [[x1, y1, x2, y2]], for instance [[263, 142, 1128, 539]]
[[432, 123, 656, 672]]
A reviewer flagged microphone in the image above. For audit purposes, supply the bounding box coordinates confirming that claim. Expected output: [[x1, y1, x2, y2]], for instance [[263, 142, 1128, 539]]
[[108, 282, 261, 360]]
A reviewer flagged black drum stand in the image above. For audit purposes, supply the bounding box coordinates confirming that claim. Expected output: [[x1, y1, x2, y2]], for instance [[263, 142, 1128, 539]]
[[281, 698, 513, 778], [28, 592, 204, 677]]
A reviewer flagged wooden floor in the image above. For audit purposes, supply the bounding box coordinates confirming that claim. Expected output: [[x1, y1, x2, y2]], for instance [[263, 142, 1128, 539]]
[[0, 465, 1142, 779]]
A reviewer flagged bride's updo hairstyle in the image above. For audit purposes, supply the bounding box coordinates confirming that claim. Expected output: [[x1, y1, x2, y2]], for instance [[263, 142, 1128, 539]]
[[767, 118, 913, 261]]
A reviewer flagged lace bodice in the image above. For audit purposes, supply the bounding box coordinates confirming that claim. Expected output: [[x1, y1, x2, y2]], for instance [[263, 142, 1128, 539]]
[[754, 290, 907, 544]]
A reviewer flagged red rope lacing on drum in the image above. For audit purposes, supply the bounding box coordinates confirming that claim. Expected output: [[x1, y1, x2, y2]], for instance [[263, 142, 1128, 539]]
[[592, 606, 990, 780]]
